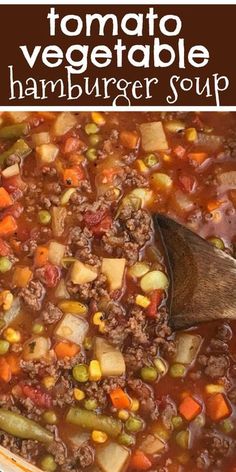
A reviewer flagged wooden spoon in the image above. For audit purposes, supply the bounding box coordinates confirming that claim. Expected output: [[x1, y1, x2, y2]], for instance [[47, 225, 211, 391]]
[[154, 214, 236, 330]]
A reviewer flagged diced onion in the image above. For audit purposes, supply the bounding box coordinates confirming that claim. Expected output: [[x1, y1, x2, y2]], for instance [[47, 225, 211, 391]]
[[23, 336, 50, 361], [36, 143, 59, 164], [151, 172, 173, 191], [2, 164, 20, 178], [128, 262, 150, 278], [55, 314, 89, 346], [96, 441, 130, 472], [164, 120, 185, 133], [174, 333, 202, 365], [140, 122, 169, 152], [54, 279, 70, 299], [48, 241, 65, 266], [53, 112, 77, 136], [32, 132, 50, 147], [94, 337, 126, 377]]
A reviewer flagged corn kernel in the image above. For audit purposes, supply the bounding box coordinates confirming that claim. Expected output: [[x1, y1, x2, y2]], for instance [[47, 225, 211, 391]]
[[91, 112, 106, 126], [3, 328, 21, 344], [93, 312, 103, 325], [118, 409, 130, 421], [185, 127, 197, 142], [42, 376, 56, 389], [0, 290, 13, 311], [89, 360, 102, 382], [136, 160, 149, 174], [135, 294, 151, 308], [162, 153, 172, 162], [130, 398, 140, 412], [74, 388, 85, 401], [205, 384, 225, 394], [98, 321, 106, 333], [58, 300, 87, 315], [92, 430, 108, 443]]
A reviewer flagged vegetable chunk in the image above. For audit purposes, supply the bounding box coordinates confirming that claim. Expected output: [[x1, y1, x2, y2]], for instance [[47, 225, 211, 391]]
[[140, 122, 168, 152]]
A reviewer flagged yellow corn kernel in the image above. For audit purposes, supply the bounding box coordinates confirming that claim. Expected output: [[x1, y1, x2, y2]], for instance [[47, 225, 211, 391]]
[[74, 388, 85, 401], [3, 328, 21, 344], [92, 430, 108, 443], [185, 127, 197, 142], [58, 300, 87, 315], [162, 153, 172, 162], [0, 290, 13, 311], [136, 160, 149, 174], [93, 312, 103, 325], [205, 384, 225, 394], [42, 376, 56, 389], [130, 398, 140, 412], [89, 360, 102, 382], [91, 112, 106, 126], [118, 409, 130, 421], [135, 294, 151, 308], [98, 321, 106, 334]]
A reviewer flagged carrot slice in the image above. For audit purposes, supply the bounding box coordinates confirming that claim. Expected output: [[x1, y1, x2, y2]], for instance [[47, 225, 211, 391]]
[[207, 199, 224, 212], [130, 450, 152, 471], [0, 187, 13, 209], [179, 395, 202, 421], [55, 341, 80, 359], [0, 215, 17, 237], [62, 167, 84, 187], [120, 130, 139, 150], [206, 393, 231, 421], [34, 246, 49, 267], [110, 387, 131, 409], [0, 358, 12, 382], [5, 353, 21, 375], [188, 152, 208, 164]]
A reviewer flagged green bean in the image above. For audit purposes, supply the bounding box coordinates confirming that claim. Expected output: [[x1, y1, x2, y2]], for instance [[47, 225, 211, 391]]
[[38, 210, 51, 225], [84, 398, 98, 410], [66, 407, 122, 438], [0, 139, 31, 167], [0, 408, 53, 443], [0, 123, 29, 139], [144, 154, 158, 167]]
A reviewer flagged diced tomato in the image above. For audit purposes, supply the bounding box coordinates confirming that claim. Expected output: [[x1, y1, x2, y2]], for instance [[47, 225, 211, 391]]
[[84, 209, 107, 227], [178, 174, 196, 193], [91, 215, 112, 236], [63, 137, 82, 154], [130, 450, 152, 471], [173, 145, 186, 159], [146, 290, 164, 318], [37, 264, 61, 288], [2, 174, 27, 193], [0, 238, 11, 256], [21, 383, 52, 408]]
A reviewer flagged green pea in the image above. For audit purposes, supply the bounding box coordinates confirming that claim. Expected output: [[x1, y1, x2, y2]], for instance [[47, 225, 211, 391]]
[[169, 363, 186, 378], [32, 323, 44, 335], [140, 366, 158, 383], [72, 364, 89, 383], [125, 416, 143, 433], [144, 154, 159, 167], [0, 339, 10, 355], [84, 398, 98, 410], [208, 237, 225, 250], [41, 455, 57, 472], [221, 419, 234, 434], [43, 410, 58, 425], [0, 257, 12, 273], [172, 416, 183, 429], [89, 134, 101, 146], [86, 148, 97, 162], [176, 430, 189, 449], [118, 433, 135, 446], [38, 210, 51, 225], [85, 123, 99, 135]]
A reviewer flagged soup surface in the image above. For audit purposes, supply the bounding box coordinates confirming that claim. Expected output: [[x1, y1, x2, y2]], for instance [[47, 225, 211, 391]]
[[0, 111, 235, 472]]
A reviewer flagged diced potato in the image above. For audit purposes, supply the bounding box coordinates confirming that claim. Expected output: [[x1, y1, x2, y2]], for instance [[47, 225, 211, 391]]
[[94, 337, 126, 377], [6, 112, 30, 123], [128, 262, 150, 278], [101, 258, 126, 291], [174, 190, 194, 212], [96, 442, 130, 472], [164, 120, 185, 133], [32, 132, 50, 147], [13, 266, 32, 288], [48, 241, 65, 266], [23, 336, 50, 361], [51, 206, 67, 238], [140, 434, 166, 455], [36, 143, 59, 164], [174, 333, 202, 365], [140, 122, 168, 152], [217, 171, 236, 189], [53, 112, 77, 136], [151, 172, 173, 192], [70, 261, 98, 285], [55, 314, 89, 345], [140, 270, 169, 293]]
